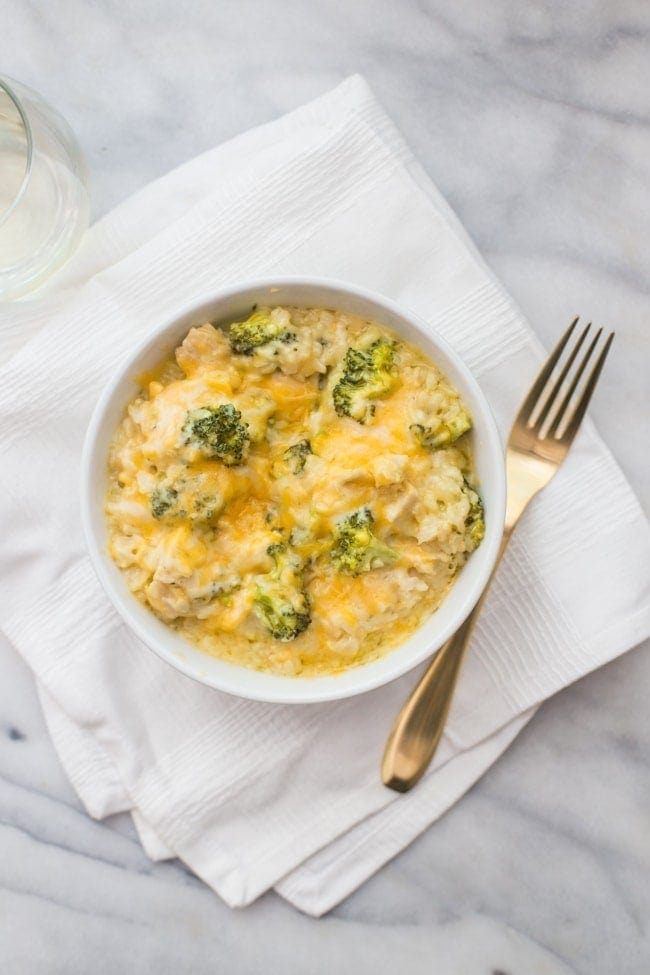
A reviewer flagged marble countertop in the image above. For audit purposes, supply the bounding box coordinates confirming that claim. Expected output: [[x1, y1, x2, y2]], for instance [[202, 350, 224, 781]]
[[2, 2, 649, 972]]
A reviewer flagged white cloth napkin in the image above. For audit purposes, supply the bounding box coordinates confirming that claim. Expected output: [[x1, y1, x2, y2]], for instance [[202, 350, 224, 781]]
[[1, 75, 648, 916]]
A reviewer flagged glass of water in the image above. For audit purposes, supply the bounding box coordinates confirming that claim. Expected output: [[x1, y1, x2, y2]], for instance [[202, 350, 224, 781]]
[[0, 76, 90, 300]]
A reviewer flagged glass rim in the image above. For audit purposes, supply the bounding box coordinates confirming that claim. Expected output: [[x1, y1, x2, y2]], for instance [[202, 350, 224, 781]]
[[0, 76, 34, 230]]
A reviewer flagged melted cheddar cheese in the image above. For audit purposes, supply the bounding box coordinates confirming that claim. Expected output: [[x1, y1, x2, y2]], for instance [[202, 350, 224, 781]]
[[106, 306, 483, 676]]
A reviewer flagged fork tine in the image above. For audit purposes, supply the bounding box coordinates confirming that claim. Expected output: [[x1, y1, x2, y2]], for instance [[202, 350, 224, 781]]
[[518, 317, 579, 426], [532, 321, 591, 432], [546, 326, 602, 437], [554, 331, 615, 443]]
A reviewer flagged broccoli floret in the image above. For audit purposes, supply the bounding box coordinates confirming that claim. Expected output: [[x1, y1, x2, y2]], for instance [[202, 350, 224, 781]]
[[410, 408, 472, 450], [150, 480, 224, 524], [228, 310, 294, 355], [254, 542, 311, 641], [332, 337, 397, 423], [181, 404, 250, 466], [272, 439, 312, 478], [284, 439, 312, 474], [330, 507, 398, 576], [190, 494, 224, 524], [463, 477, 485, 549], [150, 486, 178, 519]]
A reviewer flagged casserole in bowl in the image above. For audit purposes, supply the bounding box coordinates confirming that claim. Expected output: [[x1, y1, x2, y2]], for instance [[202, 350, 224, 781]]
[[81, 278, 505, 703]]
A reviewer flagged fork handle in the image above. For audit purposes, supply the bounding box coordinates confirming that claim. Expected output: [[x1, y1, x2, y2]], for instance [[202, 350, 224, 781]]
[[381, 607, 480, 791], [381, 528, 512, 792]]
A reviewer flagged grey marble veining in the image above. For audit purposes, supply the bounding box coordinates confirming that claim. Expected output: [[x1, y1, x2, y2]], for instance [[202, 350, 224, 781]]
[[1, 1, 649, 972]]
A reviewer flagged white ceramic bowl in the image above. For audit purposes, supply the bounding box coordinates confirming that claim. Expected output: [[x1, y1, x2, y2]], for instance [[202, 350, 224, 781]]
[[82, 277, 505, 704]]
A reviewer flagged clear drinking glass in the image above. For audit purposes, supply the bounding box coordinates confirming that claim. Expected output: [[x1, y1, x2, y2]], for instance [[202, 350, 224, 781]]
[[0, 76, 90, 300]]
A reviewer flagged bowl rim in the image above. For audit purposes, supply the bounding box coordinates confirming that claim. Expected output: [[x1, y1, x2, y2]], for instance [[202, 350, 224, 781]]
[[0, 77, 32, 229], [81, 276, 506, 703]]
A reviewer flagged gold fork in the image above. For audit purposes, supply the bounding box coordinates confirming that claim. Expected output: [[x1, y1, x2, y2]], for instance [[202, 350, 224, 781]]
[[382, 318, 614, 792]]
